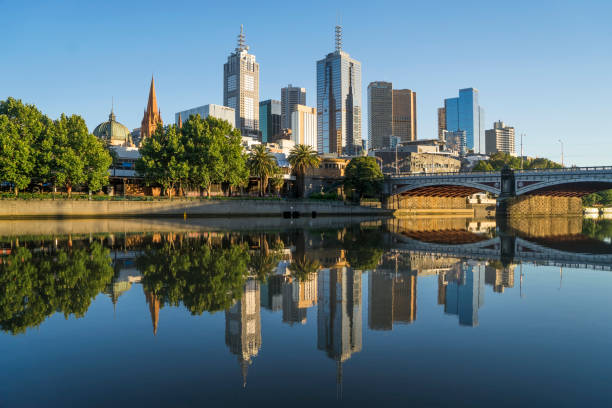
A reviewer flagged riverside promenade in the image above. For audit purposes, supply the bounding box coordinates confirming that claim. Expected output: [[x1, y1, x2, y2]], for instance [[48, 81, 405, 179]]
[[0, 199, 391, 219]]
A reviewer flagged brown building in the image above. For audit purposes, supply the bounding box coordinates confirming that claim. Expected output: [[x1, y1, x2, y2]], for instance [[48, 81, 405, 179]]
[[437, 107, 446, 140], [140, 76, 163, 140], [393, 89, 417, 142], [304, 156, 350, 196], [372, 140, 461, 175]]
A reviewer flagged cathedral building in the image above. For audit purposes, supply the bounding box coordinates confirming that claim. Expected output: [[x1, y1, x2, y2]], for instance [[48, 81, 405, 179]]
[[140, 76, 163, 140]]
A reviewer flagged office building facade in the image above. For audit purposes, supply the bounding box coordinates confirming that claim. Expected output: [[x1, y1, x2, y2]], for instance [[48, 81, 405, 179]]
[[367, 81, 393, 150], [437, 107, 446, 140], [485, 120, 515, 155], [259, 99, 281, 143], [291, 104, 317, 150], [444, 130, 467, 155], [316, 26, 362, 155], [223, 25, 260, 139], [392, 89, 417, 142], [281, 85, 306, 130], [444, 88, 484, 152], [175, 104, 236, 128]]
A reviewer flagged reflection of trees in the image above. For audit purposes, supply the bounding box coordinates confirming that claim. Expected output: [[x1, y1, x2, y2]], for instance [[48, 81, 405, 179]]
[[0, 243, 114, 335], [248, 233, 284, 282], [137, 240, 251, 315], [343, 228, 385, 270], [582, 219, 612, 241], [289, 257, 321, 282]]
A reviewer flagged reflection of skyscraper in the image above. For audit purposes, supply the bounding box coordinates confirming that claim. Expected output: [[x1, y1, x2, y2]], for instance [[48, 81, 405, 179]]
[[485, 264, 515, 293], [261, 274, 284, 311], [440, 263, 485, 326], [225, 279, 261, 387], [368, 271, 417, 330], [317, 267, 362, 364], [282, 274, 318, 325], [143, 289, 160, 336]]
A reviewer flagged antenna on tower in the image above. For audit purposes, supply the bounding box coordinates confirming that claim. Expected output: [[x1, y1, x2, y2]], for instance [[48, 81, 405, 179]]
[[236, 24, 248, 52], [335, 24, 342, 53]]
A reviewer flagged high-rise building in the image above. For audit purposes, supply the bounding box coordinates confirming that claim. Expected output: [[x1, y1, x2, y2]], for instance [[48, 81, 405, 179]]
[[290, 104, 317, 150], [281, 85, 306, 130], [225, 279, 261, 387], [367, 82, 417, 150], [259, 99, 281, 143], [223, 25, 260, 139], [367, 81, 393, 150], [485, 120, 515, 155], [444, 130, 467, 155], [437, 107, 446, 140], [316, 25, 362, 155], [140, 76, 163, 140], [444, 88, 484, 152], [175, 104, 236, 128], [392, 89, 417, 142]]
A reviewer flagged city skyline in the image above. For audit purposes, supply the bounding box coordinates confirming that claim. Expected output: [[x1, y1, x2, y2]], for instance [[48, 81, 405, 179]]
[[2, 0, 610, 164]]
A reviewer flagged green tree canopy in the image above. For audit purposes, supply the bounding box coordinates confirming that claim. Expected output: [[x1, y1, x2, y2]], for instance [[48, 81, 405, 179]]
[[248, 144, 278, 196], [473, 152, 562, 172], [344, 156, 384, 200]]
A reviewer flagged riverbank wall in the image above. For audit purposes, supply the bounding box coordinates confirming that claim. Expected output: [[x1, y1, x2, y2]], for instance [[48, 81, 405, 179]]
[[0, 199, 391, 219]]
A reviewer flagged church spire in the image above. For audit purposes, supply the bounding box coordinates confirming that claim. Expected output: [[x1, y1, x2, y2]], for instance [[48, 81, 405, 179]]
[[141, 76, 163, 139]]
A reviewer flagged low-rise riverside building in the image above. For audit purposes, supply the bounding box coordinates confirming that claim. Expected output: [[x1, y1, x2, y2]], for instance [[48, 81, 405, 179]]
[[370, 140, 461, 175], [304, 156, 351, 197]]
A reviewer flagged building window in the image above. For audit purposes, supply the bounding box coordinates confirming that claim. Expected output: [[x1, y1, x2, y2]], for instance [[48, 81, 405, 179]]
[[227, 75, 237, 92]]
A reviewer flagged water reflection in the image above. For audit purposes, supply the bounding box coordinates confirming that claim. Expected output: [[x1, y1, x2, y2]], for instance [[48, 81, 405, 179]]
[[1, 217, 611, 393]]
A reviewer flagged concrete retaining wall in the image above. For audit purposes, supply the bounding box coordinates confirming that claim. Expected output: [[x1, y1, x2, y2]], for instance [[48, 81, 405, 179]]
[[0, 199, 390, 219]]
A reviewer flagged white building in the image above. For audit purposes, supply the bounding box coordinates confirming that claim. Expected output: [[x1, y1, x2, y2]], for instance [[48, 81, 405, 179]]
[[290, 105, 317, 150], [175, 104, 236, 128]]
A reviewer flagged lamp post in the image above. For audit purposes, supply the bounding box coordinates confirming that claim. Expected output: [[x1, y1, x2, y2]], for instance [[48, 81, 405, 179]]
[[558, 139, 564, 167]]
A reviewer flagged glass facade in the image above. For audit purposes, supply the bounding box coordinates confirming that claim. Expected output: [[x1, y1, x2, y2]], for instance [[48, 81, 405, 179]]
[[259, 100, 281, 143], [444, 88, 484, 151], [316, 51, 362, 155]]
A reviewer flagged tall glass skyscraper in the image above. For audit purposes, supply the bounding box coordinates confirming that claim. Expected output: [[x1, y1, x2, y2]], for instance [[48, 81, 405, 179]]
[[316, 26, 362, 155], [444, 88, 485, 152], [259, 99, 281, 143]]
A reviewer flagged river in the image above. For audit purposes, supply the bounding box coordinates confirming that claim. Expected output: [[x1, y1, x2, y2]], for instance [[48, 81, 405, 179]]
[[0, 216, 610, 407]]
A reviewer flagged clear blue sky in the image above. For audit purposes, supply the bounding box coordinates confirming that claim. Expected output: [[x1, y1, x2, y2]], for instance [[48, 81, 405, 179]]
[[2, 0, 611, 165]]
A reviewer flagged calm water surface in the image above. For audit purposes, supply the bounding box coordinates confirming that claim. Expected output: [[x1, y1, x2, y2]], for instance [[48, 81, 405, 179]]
[[0, 217, 611, 407]]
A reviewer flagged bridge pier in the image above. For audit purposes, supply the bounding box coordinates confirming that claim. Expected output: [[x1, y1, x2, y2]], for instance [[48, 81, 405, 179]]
[[500, 195, 583, 217]]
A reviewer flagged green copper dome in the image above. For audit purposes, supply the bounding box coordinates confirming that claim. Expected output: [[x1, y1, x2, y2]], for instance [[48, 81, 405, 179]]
[[93, 110, 132, 146]]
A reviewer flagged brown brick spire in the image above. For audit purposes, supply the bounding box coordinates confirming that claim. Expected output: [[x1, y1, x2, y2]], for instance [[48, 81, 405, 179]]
[[140, 76, 163, 139]]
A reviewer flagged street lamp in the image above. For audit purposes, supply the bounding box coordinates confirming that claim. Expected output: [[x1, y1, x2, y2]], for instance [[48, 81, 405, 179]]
[[558, 139, 564, 167]]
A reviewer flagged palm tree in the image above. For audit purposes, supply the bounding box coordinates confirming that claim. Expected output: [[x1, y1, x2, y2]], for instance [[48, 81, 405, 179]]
[[288, 144, 320, 198], [289, 256, 321, 282], [248, 144, 277, 196]]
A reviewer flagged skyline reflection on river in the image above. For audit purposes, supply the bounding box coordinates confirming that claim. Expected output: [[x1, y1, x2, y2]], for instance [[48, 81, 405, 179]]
[[0, 217, 611, 407]]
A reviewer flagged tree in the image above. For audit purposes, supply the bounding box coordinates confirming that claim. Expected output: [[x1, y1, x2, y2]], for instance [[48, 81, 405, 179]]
[[248, 144, 277, 196], [270, 172, 285, 197], [344, 156, 384, 201], [0, 116, 33, 195], [288, 144, 320, 198], [137, 124, 187, 197], [217, 119, 248, 195], [472, 152, 562, 172]]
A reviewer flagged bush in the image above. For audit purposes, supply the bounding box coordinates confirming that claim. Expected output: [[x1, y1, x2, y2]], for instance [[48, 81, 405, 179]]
[[308, 192, 339, 200]]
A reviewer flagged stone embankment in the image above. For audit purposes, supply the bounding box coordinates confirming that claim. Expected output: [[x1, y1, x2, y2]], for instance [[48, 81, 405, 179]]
[[0, 199, 391, 219]]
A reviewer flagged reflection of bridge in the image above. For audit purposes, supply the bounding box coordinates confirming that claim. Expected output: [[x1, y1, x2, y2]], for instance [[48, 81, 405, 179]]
[[391, 233, 612, 271], [383, 167, 612, 215]]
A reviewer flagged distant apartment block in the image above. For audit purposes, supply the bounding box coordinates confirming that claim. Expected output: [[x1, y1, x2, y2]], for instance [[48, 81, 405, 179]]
[[485, 120, 515, 155], [175, 104, 236, 128]]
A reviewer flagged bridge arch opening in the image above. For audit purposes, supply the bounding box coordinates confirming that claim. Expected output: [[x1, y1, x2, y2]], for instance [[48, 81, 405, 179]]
[[393, 183, 499, 197], [518, 180, 612, 197]]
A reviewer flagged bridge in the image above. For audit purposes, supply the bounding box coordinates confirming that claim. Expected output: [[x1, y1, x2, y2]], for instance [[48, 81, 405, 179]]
[[383, 166, 612, 216]]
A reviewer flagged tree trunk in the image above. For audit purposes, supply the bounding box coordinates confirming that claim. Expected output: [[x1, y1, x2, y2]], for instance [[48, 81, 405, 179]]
[[67, 184, 72, 198], [13, 187, 18, 197]]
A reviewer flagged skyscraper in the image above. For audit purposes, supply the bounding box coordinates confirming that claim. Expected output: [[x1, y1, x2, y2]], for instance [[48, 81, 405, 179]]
[[392, 89, 417, 142], [444, 88, 484, 152], [140, 76, 163, 140], [291, 104, 317, 149], [316, 25, 362, 155], [259, 99, 281, 143], [485, 120, 515, 155], [367, 81, 393, 150], [281, 85, 306, 130], [223, 25, 260, 139]]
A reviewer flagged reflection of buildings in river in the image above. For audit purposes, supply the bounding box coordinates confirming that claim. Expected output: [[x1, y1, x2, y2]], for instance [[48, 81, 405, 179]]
[[438, 262, 485, 326], [225, 279, 262, 387], [144, 289, 160, 335], [260, 259, 291, 311], [282, 275, 318, 325], [368, 271, 417, 330], [317, 266, 362, 363], [485, 263, 515, 293], [104, 253, 142, 305]]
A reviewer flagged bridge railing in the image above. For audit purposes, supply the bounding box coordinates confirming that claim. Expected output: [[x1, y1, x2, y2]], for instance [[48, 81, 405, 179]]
[[515, 166, 612, 174], [387, 166, 612, 178]]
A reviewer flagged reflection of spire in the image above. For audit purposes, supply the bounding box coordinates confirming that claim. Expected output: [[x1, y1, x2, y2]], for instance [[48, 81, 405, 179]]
[[241, 358, 249, 388], [144, 289, 160, 336], [336, 360, 343, 400]]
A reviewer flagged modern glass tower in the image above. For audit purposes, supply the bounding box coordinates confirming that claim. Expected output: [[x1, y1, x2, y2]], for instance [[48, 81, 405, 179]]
[[259, 99, 281, 143], [223, 25, 260, 139], [316, 25, 362, 155], [444, 88, 484, 152], [281, 85, 306, 130]]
